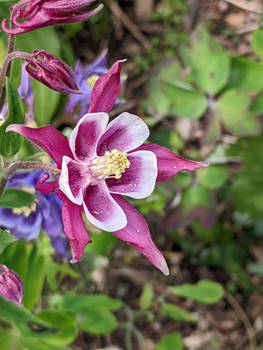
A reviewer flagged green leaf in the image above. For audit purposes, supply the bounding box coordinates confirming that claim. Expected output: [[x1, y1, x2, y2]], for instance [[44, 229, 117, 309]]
[[0, 80, 24, 157], [0, 230, 17, 254], [228, 57, 263, 92], [189, 28, 229, 94], [161, 303, 196, 322], [79, 308, 118, 335], [20, 337, 68, 350], [250, 93, 263, 117], [170, 280, 224, 304], [215, 90, 259, 136], [182, 186, 211, 212], [139, 284, 154, 310], [0, 328, 13, 350], [59, 294, 122, 335], [251, 28, 263, 59], [157, 332, 183, 350], [148, 79, 171, 116], [0, 189, 34, 208], [0, 240, 29, 280], [0, 297, 58, 339], [37, 310, 77, 345], [60, 294, 123, 312], [197, 165, 228, 189], [164, 82, 207, 119], [227, 136, 263, 217], [23, 245, 46, 310]]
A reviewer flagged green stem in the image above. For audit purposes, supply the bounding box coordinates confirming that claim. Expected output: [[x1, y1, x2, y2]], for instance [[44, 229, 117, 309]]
[[0, 161, 60, 198]]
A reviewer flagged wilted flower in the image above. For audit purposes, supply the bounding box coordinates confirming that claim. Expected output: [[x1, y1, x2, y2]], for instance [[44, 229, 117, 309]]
[[0, 171, 68, 258], [25, 50, 81, 94], [2, 0, 103, 35], [0, 264, 23, 306], [66, 50, 109, 120], [6, 60, 207, 275]]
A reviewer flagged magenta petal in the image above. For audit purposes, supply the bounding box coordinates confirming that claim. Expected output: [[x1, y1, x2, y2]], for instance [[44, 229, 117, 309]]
[[59, 156, 89, 205], [88, 60, 125, 114], [83, 181, 127, 232], [6, 125, 73, 168], [136, 143, 209, 182], [36, 173, 57, 194], [112, 195, 169, 275], [62, 197, 91, 263], [69, 113, 109, 160], [107, 150, 157, 199], [97, 112, 150, 155]]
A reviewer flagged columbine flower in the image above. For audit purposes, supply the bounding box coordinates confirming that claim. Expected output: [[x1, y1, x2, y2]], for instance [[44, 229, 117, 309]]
[[6, 60, 207, 275], [2, 0, 103, 35], [18, 63, 34, 120], [0, 171, 68, 259], [66, 50, 109, 120], [0, 265, 23, 306]]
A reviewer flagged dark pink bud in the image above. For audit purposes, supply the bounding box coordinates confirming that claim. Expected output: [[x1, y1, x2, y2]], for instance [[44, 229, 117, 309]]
[[2, 0, 103, 35], [0, 265, 24, 307], [26, 50, 81, 94]]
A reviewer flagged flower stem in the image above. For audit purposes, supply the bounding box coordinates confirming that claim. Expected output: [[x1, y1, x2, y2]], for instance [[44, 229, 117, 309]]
[[0, 161, 60, 198]]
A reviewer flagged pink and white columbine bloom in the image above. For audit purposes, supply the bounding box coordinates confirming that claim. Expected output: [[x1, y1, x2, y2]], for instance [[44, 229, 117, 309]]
[[6, 60, 207, 275]]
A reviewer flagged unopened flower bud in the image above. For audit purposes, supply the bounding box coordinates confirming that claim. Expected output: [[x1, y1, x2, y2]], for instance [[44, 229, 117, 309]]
[[0, 264, 24, 307], [26, 50, 81, 94], [2, 0, 103, 35]]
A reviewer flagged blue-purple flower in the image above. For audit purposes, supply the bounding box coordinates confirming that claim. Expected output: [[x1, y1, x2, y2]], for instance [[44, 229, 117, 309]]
[[0, 171, 68, 258], [66, 50, 109, 120]]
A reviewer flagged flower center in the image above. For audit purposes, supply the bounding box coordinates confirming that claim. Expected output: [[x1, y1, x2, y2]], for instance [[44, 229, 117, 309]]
[[91, 149, 130, 180], [87, 74, 99, 89], [12, 199, 38, 218]]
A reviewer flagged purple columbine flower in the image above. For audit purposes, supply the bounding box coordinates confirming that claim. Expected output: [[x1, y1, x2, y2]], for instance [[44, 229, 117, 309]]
[[0, 264, 24, 306], [2, 0, 103, 35], [66, 50, 109, 120], [0, 171, 69, 259], [7, 60, 208, 275], [18, 63, 34, 120]]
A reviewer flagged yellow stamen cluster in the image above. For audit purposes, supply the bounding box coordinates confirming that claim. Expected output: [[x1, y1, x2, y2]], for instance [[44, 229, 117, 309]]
[[92, 149, 130, 180], [87, 74, 99, 89], [12, 201, 38, 218]]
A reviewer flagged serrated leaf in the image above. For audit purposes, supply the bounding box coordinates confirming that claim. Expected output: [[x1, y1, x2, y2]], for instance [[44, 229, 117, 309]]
[[164, 82, 207, 119], [189, 28, 229, 94], [170, 280, 224, 304], [0, 81, 24, 157], [229, 57, 263, 92], [161, 303, 196, 322], [0, 230, 16, 254], [157, 332, 183, 350], [197, 165, 228, 189], [0, 188, 34, 208], [251, 28, 263, 59]]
